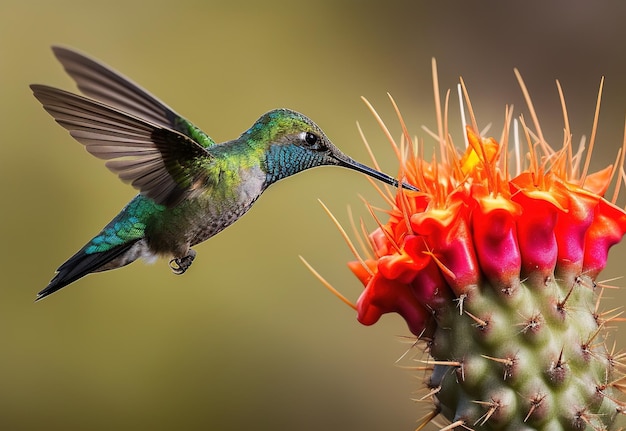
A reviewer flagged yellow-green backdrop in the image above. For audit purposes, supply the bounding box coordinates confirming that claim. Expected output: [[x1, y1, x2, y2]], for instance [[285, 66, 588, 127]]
[[2, 1, 626, 430]]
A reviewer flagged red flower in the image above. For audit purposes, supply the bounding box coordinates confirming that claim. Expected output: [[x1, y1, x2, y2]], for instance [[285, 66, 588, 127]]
[[344, 76, 626, 337]]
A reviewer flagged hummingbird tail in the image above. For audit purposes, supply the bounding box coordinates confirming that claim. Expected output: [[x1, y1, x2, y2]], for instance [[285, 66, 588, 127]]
[[37, 239, 142, 301]]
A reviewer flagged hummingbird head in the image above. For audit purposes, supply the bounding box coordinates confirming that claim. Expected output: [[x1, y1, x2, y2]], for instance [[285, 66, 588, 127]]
[[251, 109, 418, 191]]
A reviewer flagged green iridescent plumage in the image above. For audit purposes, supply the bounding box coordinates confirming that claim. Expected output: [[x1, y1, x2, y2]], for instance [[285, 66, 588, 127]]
[[175, 117, 217, 149], [32, 46, 417, 300], [84, 196, 160, 254]]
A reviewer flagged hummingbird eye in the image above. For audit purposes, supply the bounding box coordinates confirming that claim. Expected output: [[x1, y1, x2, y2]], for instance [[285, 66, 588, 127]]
[[305, 132, 319, 146], [303, 131, 327, 151]]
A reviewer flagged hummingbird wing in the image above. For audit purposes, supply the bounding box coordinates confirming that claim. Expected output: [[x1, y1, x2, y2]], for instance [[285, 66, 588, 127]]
[[51, 46, 217, 148], [31, 84, 214, 208]]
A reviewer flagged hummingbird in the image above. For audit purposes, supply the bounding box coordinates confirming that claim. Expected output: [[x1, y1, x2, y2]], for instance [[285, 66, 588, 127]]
[[31, 46, 418, 301]]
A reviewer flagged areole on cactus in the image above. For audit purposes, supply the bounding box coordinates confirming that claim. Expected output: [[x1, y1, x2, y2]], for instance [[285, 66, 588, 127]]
[[304, 60, 626, 430]]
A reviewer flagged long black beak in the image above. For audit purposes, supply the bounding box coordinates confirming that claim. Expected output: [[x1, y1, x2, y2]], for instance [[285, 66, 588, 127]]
[[338, 156, 419, 191]]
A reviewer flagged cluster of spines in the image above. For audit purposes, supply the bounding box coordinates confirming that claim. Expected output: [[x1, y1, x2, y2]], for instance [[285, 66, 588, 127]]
[[411, 273, 626, 431]]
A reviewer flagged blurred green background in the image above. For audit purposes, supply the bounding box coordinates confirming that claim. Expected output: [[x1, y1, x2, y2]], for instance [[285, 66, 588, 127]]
[[2, 1, 626, 430]]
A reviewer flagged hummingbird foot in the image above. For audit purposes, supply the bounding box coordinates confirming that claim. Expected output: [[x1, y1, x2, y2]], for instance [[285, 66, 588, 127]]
[[169, 249, 196, 275]]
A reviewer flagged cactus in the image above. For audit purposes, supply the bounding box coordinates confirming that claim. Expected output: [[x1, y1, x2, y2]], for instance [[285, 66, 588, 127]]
[[315, 63, 626, 430]]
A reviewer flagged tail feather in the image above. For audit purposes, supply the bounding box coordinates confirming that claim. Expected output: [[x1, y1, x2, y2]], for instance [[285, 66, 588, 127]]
[[37, 239, 140, 301]]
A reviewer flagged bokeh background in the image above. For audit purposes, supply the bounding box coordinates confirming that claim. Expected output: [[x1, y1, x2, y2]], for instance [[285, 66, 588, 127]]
[[2, 1, 626, 430]]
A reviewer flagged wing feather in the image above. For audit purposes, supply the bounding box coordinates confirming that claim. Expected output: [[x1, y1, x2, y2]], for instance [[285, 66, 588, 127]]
[[31, 84, 213, 207], [52, 46, 180, 129], [51, 46, 217, 148]]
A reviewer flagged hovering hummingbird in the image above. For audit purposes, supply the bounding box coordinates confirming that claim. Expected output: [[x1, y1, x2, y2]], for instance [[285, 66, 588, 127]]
[[31, 46, 418, 301]]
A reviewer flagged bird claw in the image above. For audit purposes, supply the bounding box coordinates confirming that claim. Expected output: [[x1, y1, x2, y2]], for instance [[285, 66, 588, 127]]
[[169, 250, 196, 275]]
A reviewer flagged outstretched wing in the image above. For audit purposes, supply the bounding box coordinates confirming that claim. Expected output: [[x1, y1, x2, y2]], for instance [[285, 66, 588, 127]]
[[31, 84, 214, 208], [51, 46, 217, 148]]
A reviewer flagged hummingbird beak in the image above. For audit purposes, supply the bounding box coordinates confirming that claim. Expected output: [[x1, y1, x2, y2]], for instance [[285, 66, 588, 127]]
[[337, 155, 419, 191]]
